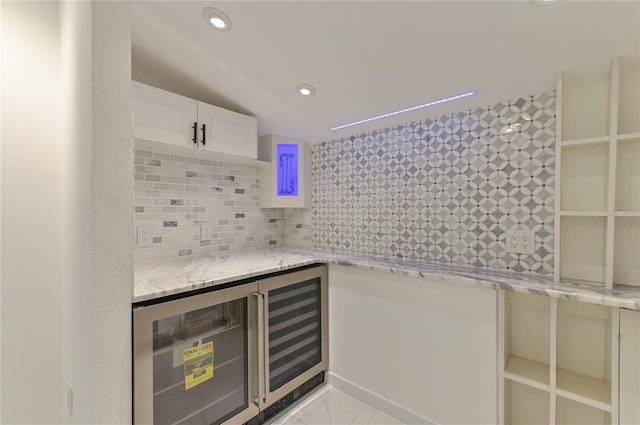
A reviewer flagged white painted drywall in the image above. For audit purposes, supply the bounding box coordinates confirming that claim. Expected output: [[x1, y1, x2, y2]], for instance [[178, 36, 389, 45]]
[[1, 2, 63, 422], [0, 1, 3, 417], [620, 309, 640, 425], [328, 265, 498, 424], [60, 1, 94, 422], [1, 1, 133, 422], [91, 2, 133, 423]]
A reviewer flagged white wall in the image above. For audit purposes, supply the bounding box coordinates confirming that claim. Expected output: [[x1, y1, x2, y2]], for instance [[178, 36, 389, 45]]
[[59, 1, 94, 422], [1, 1, 133, 423], [328, 265, 498, 425], [0, 1, 4, 418], [91, 2, 133, 422], [620, 309, 640, 424], [1, 2, 63, 421]]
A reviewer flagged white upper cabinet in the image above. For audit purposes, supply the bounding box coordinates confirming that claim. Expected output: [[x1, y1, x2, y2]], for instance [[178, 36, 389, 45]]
[[132, 81, 257, 159], [132, 81, 198, 148], [197, 102, 257, 158], [258, 134, 311, 208]]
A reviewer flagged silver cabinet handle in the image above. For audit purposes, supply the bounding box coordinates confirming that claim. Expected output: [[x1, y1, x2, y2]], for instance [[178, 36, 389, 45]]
[[253, 292, 266, 405]]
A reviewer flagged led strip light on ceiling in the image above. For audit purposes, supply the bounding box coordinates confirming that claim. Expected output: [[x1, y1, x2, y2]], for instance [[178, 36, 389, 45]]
[[330, 91, 477, 131]]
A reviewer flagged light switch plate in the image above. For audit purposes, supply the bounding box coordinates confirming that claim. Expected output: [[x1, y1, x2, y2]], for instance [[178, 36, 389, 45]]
[[137, 225, 154, 248], [506, 230, 535, 254]]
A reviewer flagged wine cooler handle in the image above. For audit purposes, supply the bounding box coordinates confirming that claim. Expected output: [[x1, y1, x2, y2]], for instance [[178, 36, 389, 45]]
[[253, 291, 266, 406]]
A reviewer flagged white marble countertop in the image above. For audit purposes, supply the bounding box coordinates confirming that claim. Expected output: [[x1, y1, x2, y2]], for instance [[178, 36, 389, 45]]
[[133, 248, 640, 310], [134, 249, 321, 303]]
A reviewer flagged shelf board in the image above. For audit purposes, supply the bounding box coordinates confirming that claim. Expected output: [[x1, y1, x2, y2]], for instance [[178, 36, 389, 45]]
[[613, 282, 640, 289], [559, 211, 608, 217], [153, 323, 243, 356], [614, 211, 640, 217], [617, 132, 640, 141], [153, 355, 242, 397], [559, 215, 607, 286], [559, 211, 640, 217], [558, 277, 606, 287], [505, 356, 550, 391], [560, 136, 610, 147], [556, 367, 611, 412]]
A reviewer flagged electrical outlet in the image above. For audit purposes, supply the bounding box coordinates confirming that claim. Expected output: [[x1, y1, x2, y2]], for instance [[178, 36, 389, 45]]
[[506, 230, 535, 254], [137, 225, 154, 248], [520, 231, 534, 254], [509, 232, 520, 252], [201, 222, 213, 241]]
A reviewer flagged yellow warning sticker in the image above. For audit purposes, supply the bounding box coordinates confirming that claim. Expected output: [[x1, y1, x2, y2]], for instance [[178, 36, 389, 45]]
[[183, 341, 214, 390]]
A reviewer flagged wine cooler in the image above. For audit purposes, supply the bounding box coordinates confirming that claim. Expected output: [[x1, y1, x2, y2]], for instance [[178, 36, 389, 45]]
[[133, 265, 328, 425]]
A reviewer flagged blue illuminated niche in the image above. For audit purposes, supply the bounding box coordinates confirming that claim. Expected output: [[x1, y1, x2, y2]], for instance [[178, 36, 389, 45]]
[[277, 144, 298, 196]]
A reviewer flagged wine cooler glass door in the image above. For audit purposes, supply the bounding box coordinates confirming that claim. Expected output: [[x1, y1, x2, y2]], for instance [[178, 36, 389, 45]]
[[258, 266, 328, 408], [133, 283, 259, 425]]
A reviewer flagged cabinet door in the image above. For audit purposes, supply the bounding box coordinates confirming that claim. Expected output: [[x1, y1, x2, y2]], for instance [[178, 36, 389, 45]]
[[198, 102, 257, 158], [258, 135, 312, 208], [132, 81, 198, 148], [620, 309, 640, 425]]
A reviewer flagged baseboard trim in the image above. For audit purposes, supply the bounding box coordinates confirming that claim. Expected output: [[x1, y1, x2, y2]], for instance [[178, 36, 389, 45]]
[[327, 372, 437, 425]]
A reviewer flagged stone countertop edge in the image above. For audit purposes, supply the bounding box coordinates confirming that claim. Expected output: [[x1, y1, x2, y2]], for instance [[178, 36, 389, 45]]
[[133, 248, 640, 311]]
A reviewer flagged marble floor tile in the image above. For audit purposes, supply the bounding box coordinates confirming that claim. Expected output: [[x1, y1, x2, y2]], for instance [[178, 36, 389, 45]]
[[269, 385, 404, 425]]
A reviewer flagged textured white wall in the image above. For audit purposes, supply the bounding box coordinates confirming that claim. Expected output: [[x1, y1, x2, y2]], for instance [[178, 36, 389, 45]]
[[1, 2, 63, 422], [0, 2, 3, 418], [91, 2, 133, 422], [60, 1, 94, 422], [1, 1, 133, 422]]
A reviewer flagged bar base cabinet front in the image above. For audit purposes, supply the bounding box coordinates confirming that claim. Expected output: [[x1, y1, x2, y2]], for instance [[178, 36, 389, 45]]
[[133, 265, 328, 425]]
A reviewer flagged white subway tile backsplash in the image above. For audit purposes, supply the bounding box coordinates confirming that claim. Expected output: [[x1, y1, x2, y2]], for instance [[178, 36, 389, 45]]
[[283, 208, 313, 249], [133, 149, 283, 261]]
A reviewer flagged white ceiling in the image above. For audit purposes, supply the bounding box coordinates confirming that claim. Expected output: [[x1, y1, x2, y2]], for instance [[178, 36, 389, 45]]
[[131, 1, 640, 143]]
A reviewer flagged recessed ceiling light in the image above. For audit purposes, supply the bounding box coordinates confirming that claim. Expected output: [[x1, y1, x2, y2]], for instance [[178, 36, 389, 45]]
[[202, 7, 231, 31], [296, 83, 316, 97], [330, 91, 477, 131]]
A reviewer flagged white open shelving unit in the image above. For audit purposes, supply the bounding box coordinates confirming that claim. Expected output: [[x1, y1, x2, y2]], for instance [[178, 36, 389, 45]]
[[555, 56, 640, 289], [502, 292, 619, 424], [501, 56, 639, 425]]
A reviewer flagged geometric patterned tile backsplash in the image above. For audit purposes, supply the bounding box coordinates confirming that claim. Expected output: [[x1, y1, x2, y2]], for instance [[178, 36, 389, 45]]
[[311, 91, 556, 275], [133, 149, 284, 262]]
